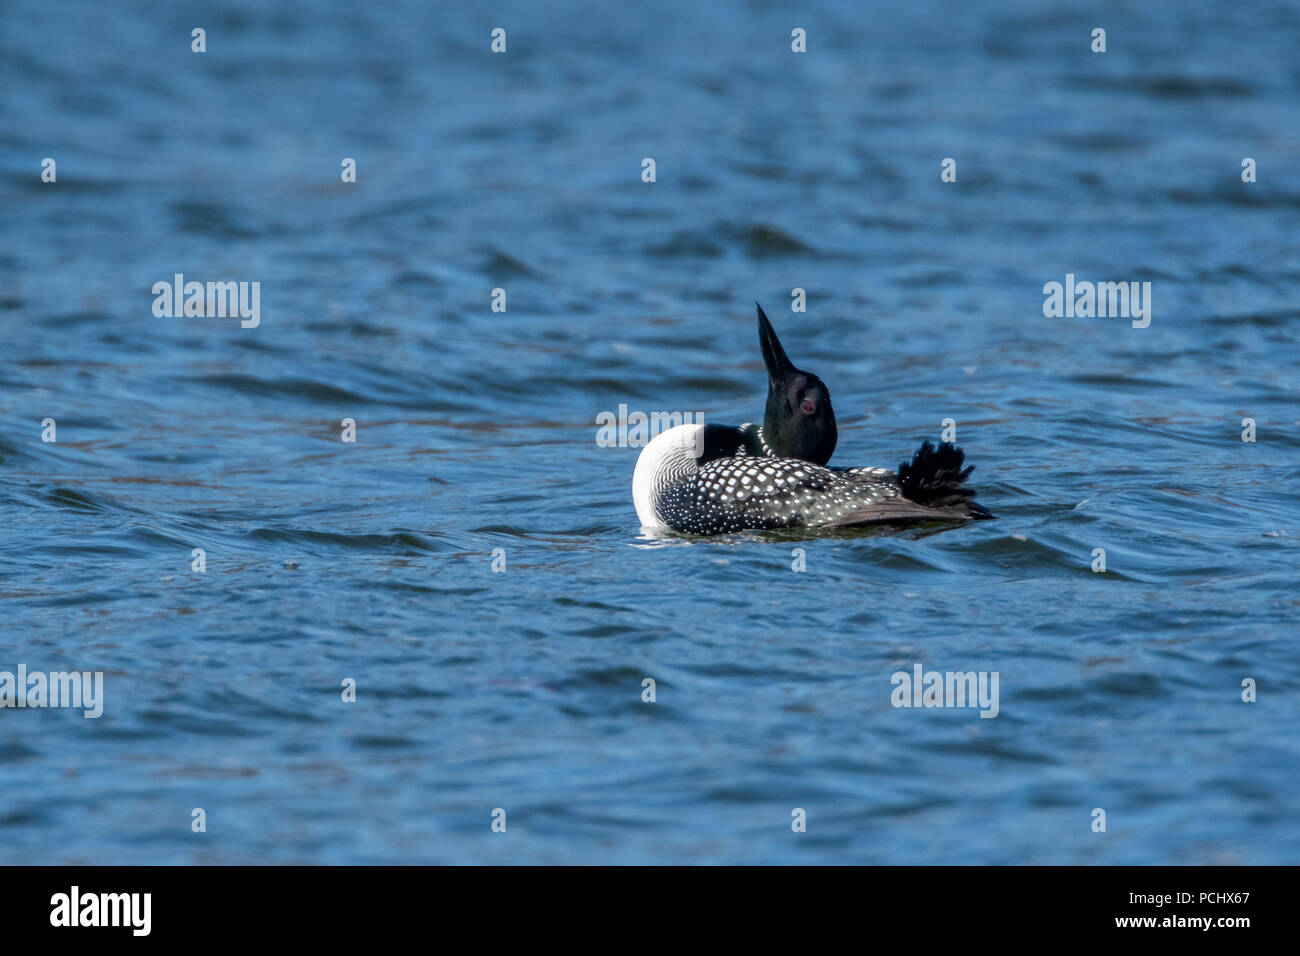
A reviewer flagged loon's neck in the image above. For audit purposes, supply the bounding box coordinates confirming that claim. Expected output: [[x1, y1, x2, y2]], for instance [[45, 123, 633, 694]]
[[737, 422, 775, 457]]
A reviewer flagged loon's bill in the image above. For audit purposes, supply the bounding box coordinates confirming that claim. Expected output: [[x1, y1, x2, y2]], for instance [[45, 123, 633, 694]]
[[632, 304, 994, 535]]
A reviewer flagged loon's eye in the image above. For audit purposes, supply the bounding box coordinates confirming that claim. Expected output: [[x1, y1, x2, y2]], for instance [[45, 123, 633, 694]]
[[801, 398, 816, 414]]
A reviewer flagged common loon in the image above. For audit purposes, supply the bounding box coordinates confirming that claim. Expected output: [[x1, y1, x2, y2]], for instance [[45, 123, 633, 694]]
[[632, 304, 994, 535]]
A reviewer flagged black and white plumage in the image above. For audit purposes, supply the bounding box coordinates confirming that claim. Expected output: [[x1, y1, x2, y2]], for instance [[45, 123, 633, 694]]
[[631, 305, 994, 535]]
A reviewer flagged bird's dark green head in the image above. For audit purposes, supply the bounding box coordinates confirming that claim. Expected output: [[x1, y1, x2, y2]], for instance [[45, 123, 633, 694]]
[[756, 303, 837, 465]]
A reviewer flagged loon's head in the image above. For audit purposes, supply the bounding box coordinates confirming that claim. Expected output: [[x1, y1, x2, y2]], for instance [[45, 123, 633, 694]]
[[756, 303, 838, 465]]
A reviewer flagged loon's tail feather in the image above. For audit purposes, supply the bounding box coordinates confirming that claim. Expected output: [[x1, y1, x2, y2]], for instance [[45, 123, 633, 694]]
[[820, 441, 993, 528], [896, 440, 993, 519]]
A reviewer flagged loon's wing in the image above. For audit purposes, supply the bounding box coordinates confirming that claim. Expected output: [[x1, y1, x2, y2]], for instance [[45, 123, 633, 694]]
[[657, 455, 909, 534], [821, 497, 983, 527], [833, 465, 896, 480], [653, 441, 991, 534], [825, 441, 994, 525]]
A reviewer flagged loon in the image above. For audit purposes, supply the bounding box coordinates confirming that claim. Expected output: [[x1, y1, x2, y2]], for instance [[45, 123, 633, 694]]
[[632, 304, 994, 535]]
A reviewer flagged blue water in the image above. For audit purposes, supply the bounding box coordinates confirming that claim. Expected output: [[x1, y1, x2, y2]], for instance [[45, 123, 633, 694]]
[[2, 0, 1298, 864]]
